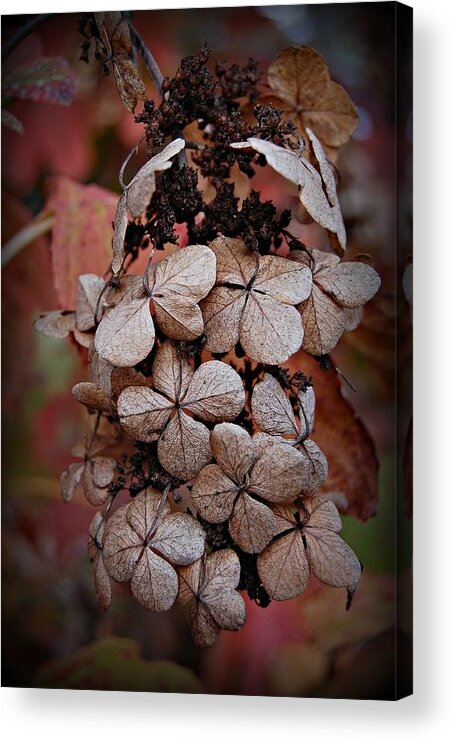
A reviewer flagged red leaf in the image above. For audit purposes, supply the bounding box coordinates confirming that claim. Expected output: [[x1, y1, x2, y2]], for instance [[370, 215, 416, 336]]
[[296, 351, 379, 521], [45, 177, 118, 308], [2, 56, 77, 107]]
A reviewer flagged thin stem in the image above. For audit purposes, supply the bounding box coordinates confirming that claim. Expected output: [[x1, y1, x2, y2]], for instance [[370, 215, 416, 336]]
[[128, 22, 164, 93], [2, 14, 52, 62], [2, 212, 55, 268]]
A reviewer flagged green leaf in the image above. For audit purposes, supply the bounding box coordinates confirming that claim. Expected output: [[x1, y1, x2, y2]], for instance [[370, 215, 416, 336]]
[[34, 637, 204, 693]]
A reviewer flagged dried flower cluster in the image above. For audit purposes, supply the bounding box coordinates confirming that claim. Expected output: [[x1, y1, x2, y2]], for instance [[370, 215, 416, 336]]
[[35, 18, 380, 647]]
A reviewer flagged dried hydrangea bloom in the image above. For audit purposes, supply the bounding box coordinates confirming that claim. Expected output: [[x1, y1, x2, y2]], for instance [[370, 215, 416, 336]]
[[95, 243, 216, 367], [200, 235, 312, 364], [267, 46, 359, 152], [117, 340, 245, 481], [192, 423, 309, 553], [257, 497, 361, 601], [103, 487, 205, 612], [87, 511, 111, 611], [291, 247, 381, 355], [178, 549, 246, 647], [251, 373, 328, 493], [60, 438, 116, 505], [232, 132, 347, 252]]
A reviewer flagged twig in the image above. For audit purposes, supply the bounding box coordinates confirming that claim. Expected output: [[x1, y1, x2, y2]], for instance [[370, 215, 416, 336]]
[[128, 22, 164, 93], [2, 212, 55, 268], [2, 14, 53, 62]]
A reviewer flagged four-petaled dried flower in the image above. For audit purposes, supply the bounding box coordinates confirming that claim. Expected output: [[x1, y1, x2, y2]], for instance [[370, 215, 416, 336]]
[[201, 235, 312, 363], [60, 438, 116, 505], [251, 373, 328, 493], [192, 423, 309, 553], [95, 243, 216, 367], [291, 247, 381, 355], [117, 341, 245, 480], [103, 487, 206, 612], [257, 497, 361, 601], [178, 549, 246, 647]]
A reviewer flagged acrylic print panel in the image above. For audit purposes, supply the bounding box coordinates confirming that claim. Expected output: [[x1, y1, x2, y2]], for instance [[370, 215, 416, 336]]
[[1, 2, 413, 699]]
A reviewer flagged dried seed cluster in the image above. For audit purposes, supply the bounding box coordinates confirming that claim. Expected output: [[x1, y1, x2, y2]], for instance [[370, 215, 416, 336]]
[[36, 27, 380, 647]]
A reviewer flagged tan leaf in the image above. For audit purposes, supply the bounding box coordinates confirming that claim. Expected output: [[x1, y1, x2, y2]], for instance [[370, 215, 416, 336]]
[[307, 498, 342, 532], [76, 274, 105, 331], [315, 261, 381, 308], [240, 292, 303, 364], [229, 492, 277, 553], [117, 386, 173, 441], [157, 411, 211, 481], [83, 463, 111, 507], [306, 128, 346, 251], [131, 550, 178, 612], [126, 487, 171, 539], [34, 310, 75, 338], [111, 192, 128, 276], [253, 254, 312, 304], [248, 437, 308, 503], [88, 346, 114, 396], [151, 512, 206, 565], [251, 373, 298, 437], [95, 12, 146, 113], [188, 601, 220, 648], [297, 385, 316, 436], [267, 46, 358, 149], [208, 235, 256, 285], [149, 244, 216, 340], [200, 285, 247, 353], [209, 423, 256, 485], [110, 366, 147, 398], [60, 462, 84, 502], [299, 282, 345, 355], [94, 297, 155, 367], [191, 463, 238, 523], [183, 360, 245, 422], [257, 530, 309, 601], [305, 527, 361, 593], [88, 512, 111, 611], [152, 340, 193, 401], [72, 381, 111, 413], [92, 456, 116, 488], [297, 439, 329, 493], [74, 329, 94, 348], [103, 505, 142, 582]]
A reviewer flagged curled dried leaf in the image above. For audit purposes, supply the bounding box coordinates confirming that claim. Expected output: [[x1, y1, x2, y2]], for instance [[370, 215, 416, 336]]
[[95, 12, 146, 113]]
